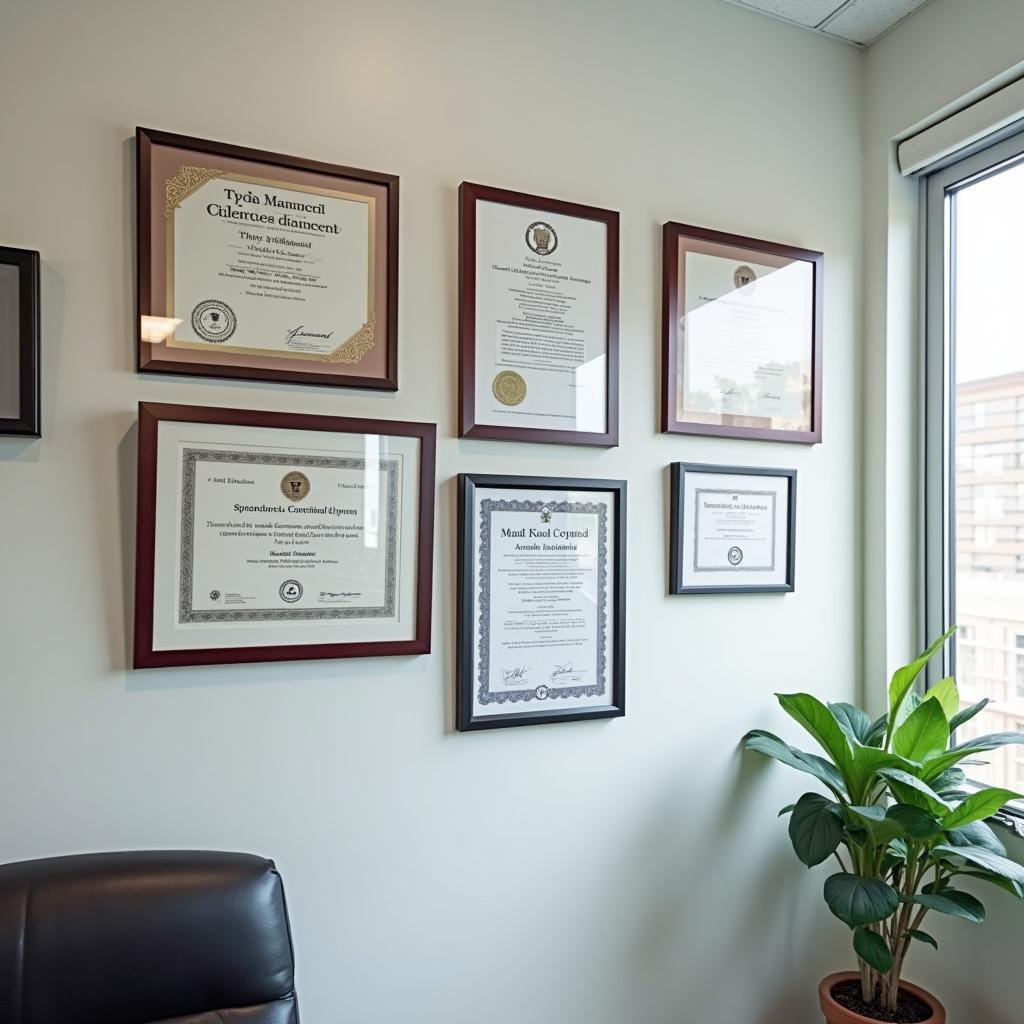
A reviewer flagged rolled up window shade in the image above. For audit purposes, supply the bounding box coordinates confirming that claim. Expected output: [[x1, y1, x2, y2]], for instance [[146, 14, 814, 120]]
[[898, 75, 1024, 176]]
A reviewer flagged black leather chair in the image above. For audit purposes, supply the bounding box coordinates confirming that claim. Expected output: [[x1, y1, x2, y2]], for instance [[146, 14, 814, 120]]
[[0, 850, 299, 1024]]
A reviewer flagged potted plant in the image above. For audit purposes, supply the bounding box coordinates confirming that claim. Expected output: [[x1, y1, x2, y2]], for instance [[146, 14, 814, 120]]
[[744, 628, 1024, 1023]]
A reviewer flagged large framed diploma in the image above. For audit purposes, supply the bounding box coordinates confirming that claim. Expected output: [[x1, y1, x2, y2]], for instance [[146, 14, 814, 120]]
[[457, 474, 626, 730], [0, 246, 40, 437], [459, 183, 619, 447], [133, 403, 435, 668], [662, 223, 823, 444], [669, 463, 796, 595], [137, 128, 398, 390]]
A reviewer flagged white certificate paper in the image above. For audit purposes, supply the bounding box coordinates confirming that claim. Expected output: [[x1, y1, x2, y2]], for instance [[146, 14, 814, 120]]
[[470, 486, 615, 718], [151, 420, 421, 651], [473, 201, 608, 433], [680, 250, 813, 427], [170, 175, 373, 360]]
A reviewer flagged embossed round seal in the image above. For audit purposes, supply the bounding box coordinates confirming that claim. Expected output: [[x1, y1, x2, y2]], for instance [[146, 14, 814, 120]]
[[733, 265, 757, 290], [534, 685, 550, 700], [727, 546, 744, 566], [279, 580, 303, 603], [492, 370, 527, 406], [525, 221, 558, 256], [191, 299, 237, 343], [281, 470, 311, 502]]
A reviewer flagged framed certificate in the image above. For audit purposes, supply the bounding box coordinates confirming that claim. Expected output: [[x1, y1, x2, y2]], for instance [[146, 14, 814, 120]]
[[137, 128, 398, 390], [662, 223, 823, 444], [0, 246, 40, 437], [134, 403, 435, 668], [459, 183, 619, 447], [457, 474, 626, 730], [669, 463, 796, 595]]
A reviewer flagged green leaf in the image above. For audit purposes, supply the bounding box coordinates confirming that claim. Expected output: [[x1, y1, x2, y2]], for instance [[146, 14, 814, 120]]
[[943, 788, 1021, 830], [853, 927, 893, 972], [910, 889, 986, 923], [742, 730, 847, 798], [893, 699, 949, 763], [876, 768, 950, 817], [908, 929, 938, 950], [934, 844, 1024, 887], [946, 819, 1007, 857], [776, 693, 853, 777], [888, 627, 956, 726], [931, 767, 968, 797], [886, 803, 943, 838], [956, 870, 1024, 899], [824, 873, 900, 927], [924, 677, 960, 721], [788, 793, 845, 867], [923, 733, 1024, 782], [847, 747, 920, 805], [949, 698, 992, 733], [865, 714, 888, 747], [778, 804, 796, 817], [829, 702, 874, 745]]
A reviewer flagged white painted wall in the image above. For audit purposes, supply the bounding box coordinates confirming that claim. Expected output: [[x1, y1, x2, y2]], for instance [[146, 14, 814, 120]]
[[862, 1, 1024, 1020], [0, 1, 864, 1021]]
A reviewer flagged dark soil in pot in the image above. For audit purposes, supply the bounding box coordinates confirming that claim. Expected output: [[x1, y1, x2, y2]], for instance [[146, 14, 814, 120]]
[[831, 979, 933, 1023]]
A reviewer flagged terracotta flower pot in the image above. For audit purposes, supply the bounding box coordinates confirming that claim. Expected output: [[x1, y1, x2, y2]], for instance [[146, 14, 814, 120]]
[[819, 972, 946, 1024]]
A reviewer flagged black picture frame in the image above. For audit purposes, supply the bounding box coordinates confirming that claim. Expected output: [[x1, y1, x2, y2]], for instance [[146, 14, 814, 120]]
[[0, 246, 40, 437], [457, 473, 626, 730], [669, 462, 796, 595]]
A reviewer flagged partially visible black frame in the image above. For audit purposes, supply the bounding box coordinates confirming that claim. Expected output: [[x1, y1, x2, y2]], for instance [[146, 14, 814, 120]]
[[457, 473, 626, 731], [669, 462, 796, 595], [0, 246, 40, 437]]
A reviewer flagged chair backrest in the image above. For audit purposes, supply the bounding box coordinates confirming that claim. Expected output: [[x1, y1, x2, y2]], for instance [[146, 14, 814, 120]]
[[0, 850, 299, 1024]]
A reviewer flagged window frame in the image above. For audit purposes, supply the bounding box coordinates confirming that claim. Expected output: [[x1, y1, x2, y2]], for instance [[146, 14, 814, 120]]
[[923, 129, 1024, 832]]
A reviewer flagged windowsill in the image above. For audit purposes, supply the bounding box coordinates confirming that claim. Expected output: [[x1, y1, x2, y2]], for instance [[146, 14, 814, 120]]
[[992, 808, 1024, 839]]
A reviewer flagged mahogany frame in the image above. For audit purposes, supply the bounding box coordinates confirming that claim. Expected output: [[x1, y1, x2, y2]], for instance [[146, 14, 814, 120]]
[[459, 182, 619, 447], [661, 222, 823, 444], [136, 127, 399, 391], [133, 402, 435, 669]]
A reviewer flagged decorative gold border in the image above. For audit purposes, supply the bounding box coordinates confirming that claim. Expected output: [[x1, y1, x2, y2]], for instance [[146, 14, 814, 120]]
[[163, 168, 376, 364]]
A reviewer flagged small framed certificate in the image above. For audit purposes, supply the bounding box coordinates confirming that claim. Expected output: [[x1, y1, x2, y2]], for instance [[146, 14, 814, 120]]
[[459, 183, 619, 447], [137, 128, 398, 390], [662, 223, 823, 444], [669, 463, 796, 595], [0, 246, 40, 437], [457, 474, 626, 730], [134, 403, 435, 668]]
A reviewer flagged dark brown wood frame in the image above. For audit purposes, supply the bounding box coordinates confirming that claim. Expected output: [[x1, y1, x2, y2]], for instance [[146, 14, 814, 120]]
[[136, 127, 399, 391], [661, 222, 823, 444], [0, 246, 40, 437], [459, 182, 619, 447], [456, 473, 627, 730], [133, 402, 436, 669]]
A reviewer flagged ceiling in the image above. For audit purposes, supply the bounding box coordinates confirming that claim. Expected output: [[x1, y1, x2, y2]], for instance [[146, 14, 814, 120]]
[[721, 0, 935, 47]]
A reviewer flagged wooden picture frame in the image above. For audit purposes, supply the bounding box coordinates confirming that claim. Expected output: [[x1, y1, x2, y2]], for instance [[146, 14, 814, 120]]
[[459, 182, 619, 447], [457, 473, 626, 730], [134, 402, 435, 668], [0, 246, 40, 437], [662, 222, 823, 444], [669, 462, 797, 595], [136, 127, 399, 391]]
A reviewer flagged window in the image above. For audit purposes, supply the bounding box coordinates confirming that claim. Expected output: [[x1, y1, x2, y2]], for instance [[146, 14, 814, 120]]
[[925, 130, 1024, 796]]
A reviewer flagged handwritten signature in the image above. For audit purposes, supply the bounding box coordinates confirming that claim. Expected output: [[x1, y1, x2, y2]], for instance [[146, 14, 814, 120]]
[[502, 665, 529, 683], [551, 662, 575, 681], [286, 326, 335, 344]]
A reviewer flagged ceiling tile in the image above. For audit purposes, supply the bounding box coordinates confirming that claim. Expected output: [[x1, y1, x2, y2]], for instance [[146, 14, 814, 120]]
[[727, 0, 845, 29], [822, 0, 933, 45]]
